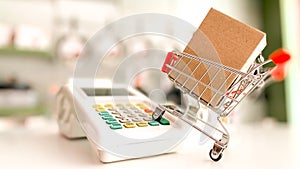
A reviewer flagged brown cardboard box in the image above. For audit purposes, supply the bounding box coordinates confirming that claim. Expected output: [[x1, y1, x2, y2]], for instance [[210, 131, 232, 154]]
[[169, 8, 266, 106]]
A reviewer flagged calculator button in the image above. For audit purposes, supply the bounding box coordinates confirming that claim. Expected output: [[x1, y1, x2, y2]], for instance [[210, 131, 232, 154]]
[[159, 118, 170, 125], [123, 122, 136, 128], [114, 113, 122, 117], [111, 111, 121, 115], [96, 108, 106, 112], [119, 107, 127, 111], [132, 118, 141, 122], [138, 113, 148, 117], [108, 108, 118, 111], [106, 119, 118, 124], [144, 109, 153, 113], [136, 122, 148, 127], [126, 103, 135, 107], [119, 119, 131, 123], [136, 103, 147, 108], [139, 106, 147, 110], [122, 111, 131, 114], [129, 106, 136, 109], [99, 112, 110, 116], [105, 117, 116, 121], [102, 115, 114, 120], [115, 115, 125, 119], [110, 123, 122, 130], [124, 113, 134, 117], [127, 114, 137, 118], [93, 104, 103, 108], [143, 117, 153, 121], [134, 110, 143, 114], [104, 104, 113, 107], [116, 104, 124, 107], [148, 121, 160, 126]]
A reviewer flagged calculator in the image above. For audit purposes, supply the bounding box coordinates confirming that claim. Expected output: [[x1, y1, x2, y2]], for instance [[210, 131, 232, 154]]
[[56, 78, 190, 162]]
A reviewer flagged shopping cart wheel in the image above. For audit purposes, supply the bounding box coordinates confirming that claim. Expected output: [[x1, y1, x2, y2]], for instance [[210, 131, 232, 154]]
[[209, 149, 223, 162]]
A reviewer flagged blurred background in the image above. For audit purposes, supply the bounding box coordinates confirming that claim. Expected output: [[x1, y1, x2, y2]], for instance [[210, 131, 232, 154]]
[[0, 0, 299, 129]]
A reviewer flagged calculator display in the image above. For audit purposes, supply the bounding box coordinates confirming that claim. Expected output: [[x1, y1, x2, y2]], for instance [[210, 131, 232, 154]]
[[82, 88, 134, 96]]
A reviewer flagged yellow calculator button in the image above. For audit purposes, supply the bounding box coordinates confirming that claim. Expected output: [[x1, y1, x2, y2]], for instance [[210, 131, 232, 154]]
[[126, 103, 135, 107], [93, 104, 103, 108], [116, 104, 124, 107], [136, 103, 146, 107], [123, 122, 136, 128], [136, 122, 148, 127], [96, 108, 106, 112], [140, 107, 147, 110], [104, 104, 113, 107], [138, 105, 147, 109]]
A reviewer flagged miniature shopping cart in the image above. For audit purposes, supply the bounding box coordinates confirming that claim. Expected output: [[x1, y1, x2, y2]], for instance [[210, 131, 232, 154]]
[[152, 49, 290, 161]]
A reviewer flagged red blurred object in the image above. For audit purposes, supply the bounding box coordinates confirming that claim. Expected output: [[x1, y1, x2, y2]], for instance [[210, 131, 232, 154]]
[[161, 52, 178, 73], [271, 65, 286, 81], [269, 48, 291, 64], [269, 48, 291, 81]]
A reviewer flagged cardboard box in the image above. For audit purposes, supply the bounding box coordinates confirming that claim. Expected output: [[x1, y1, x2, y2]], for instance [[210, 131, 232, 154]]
[[169, 8, 266, 106]]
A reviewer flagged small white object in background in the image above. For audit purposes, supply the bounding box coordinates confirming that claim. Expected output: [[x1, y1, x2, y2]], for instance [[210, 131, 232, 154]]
[[0, 89, 38, 108]]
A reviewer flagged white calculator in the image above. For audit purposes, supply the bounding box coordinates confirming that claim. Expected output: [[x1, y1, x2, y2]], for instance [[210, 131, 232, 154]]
[[56, 78, 190, 163]]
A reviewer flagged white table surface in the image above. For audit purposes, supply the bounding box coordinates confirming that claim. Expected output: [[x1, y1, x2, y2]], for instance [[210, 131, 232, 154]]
[[0, 116, 299, 169]]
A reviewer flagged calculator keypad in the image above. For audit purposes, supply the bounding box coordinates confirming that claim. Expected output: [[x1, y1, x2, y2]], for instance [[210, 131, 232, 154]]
[[94, 103, 170, 130]]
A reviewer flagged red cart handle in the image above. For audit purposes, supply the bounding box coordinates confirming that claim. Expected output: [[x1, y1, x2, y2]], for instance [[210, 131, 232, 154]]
[[161, 52, 179, 73], [269, 48, 291, 64], [269, 48, 291, 81]]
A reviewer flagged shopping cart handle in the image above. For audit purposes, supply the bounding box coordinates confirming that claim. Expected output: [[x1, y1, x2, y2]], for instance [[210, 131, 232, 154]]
[[269, 48, 291, 81], [269, 48, 291, 65], [161, 52, 178, 73]]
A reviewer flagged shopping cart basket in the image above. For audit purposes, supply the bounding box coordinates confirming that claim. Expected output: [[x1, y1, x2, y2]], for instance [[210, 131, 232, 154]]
[[152, 49, 290, 161]]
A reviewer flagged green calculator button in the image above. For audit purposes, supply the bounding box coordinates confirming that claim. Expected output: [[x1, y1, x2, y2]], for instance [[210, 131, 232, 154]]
[[105, 117, 116, 121], [99, 112, 110, 116], [102, 115, 113, 120], [110, 123, 122, 130], [159, 118, 170, 125], [148, 121, 160, 126], [106, 119, 118, 124]]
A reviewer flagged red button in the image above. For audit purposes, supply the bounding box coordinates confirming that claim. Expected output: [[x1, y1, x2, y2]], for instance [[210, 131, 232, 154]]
[[144, 109, 153, 113]]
